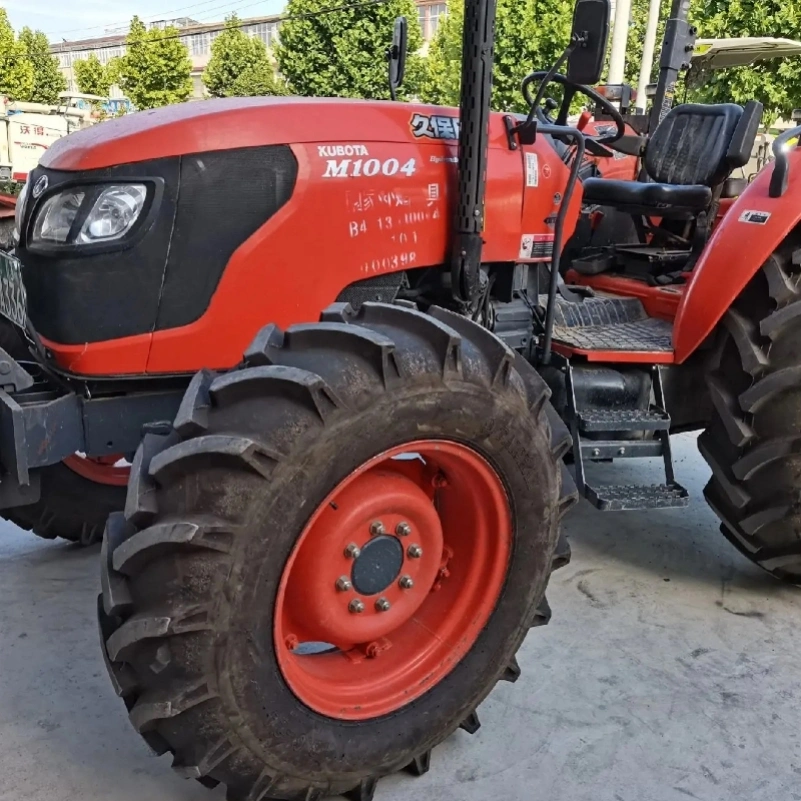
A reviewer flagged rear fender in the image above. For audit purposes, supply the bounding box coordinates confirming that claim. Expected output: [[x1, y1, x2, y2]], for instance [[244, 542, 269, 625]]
[[673, 147, 801, 363]]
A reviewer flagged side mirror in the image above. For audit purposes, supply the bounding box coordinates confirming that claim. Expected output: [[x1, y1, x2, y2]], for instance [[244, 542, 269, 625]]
[[387, 17, 408, 101], [792, 109, 801, 122], [567, 0, 611, 86]]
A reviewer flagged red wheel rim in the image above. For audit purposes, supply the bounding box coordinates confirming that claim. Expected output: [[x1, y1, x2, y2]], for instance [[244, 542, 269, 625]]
[[274, 440, 512, 720], [62, 454, 130, 487]]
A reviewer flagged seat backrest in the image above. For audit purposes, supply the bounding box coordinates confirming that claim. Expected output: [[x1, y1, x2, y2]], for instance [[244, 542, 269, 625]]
[[644, 103, 745, 187]]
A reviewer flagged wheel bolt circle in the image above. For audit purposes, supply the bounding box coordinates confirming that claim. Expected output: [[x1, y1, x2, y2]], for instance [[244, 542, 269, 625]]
[[399, 575, 414, 589], [375, 597, 391, 612], [349, 598, 365, 614], [344, 543, 361, 559], [407, 544, 423, 559], [396, 521, 412, 536], [335, 576, 352, 592]]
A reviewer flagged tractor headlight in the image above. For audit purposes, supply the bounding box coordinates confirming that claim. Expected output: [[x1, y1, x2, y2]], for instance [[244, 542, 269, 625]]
[[32, 189, 86, 243], [29, 182, 150, 248], [76, 185, 147, 244]]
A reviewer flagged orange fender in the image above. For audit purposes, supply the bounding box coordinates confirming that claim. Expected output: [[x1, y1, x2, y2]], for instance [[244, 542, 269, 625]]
[[673, 147, 801, 363]]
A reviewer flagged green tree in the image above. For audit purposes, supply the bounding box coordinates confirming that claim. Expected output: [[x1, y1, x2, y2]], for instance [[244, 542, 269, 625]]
[[203, 14, 286, 97], [276, 0, 423, 99], [688, 0, 801, 125], [18, 27, 67, 104], [621, 0, 671, 88], [115, 16, 193, 110], [0, 9, 34, 101], [73, 53, 111, 98], [419, 0, 575, 112]]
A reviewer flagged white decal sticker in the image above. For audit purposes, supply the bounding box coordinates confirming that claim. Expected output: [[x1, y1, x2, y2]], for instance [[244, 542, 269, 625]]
[[526, 152, 539, 187], [519, 233, 555, 260], [323, 158, 416, 178], [318, 144, 369, 157], [427, 183, 440, 201], [739, 210, 771, 225]]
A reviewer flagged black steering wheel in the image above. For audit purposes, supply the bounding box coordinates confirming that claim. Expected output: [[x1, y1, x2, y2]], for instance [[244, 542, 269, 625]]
[[522, 71, 626, 145]]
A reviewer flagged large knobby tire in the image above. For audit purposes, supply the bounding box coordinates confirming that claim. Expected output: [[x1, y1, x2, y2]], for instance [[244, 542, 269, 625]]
[[0, 319, 126, 545], [98, 302, 577, 800], [700, 240, 801, 582]]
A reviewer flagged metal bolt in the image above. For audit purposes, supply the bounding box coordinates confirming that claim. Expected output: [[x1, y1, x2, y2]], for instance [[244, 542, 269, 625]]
[[617, 447, 626, 456], [285, 634, 299, 651], [399, 575, 414, 589], [407, 544, 423, 559], [349, 598, 365, 614], [335, 576, 352, 592], [375, 597, 391, 612], [396, 521, 411, 537], [370, 520, 386, 536], [344, 543, 361, 559], [591, 448, 601, 458]]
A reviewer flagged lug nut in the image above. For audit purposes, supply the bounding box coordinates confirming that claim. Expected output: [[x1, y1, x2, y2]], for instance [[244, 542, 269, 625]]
[[375, 597, 391, 612], [335, 576, 352, 592], [396, 521, 411, 536], [407, 544, 423, 559], [344, 543, 361, 559], [399, 575, 414, 589], [349, 598, 365, 614], [370, 520, 386, 536]]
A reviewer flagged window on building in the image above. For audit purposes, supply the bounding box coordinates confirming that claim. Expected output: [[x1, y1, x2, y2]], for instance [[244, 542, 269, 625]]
[[190, 32, 209, 56], [418, 4, 447, 41]]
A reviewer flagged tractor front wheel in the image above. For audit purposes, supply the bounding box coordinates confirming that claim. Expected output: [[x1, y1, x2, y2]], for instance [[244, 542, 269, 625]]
[[700, 240, 801, 582], [98, 302, 575, 799]]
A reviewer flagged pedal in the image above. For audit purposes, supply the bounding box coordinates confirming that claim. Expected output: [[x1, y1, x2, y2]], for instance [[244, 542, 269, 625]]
[[578, 407, 670, 433], [584, 482, 689, 511]]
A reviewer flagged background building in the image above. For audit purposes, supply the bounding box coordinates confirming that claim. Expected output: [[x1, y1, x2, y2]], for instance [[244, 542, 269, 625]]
[[52, 1, 446, 101]]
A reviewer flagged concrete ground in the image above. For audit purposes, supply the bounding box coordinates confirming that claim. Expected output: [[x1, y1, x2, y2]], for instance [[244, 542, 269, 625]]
[[1, 433, 800, 801]]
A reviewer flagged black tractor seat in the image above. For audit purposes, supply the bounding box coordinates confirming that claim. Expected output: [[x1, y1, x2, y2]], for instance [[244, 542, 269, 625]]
[[593, 180, 711, 214], [582, 101, 762, 217]]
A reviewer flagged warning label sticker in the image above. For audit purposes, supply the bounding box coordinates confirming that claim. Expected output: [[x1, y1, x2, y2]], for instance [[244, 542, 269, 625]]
[[526, 152, 539, 187], [519, 233, 555, 260]]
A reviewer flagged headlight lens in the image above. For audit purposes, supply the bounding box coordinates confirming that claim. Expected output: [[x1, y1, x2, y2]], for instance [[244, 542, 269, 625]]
[[32, 189, 85, 243], [76, 184, 147, 244], [29, 183, 148, 247]]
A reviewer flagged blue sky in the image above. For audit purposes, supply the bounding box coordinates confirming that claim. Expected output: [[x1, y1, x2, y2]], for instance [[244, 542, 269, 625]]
[[3, 0, 285, 40]]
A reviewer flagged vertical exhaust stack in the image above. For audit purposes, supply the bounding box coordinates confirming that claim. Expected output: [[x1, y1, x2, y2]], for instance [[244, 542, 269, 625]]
[[450, 0, 498, 307]]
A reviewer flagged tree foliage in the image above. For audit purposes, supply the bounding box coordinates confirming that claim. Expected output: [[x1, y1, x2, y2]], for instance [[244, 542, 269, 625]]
[[688, 0, 801, 125], [115, 16, 193, 110], [621, 0, 670, 89], [0, 9, 34, 101], [203, 14, 286, 97], [419, 0, 574, 112], [276, 0, 423, 99], [74, 53, 111, 98], [19, 27, 67, 104]]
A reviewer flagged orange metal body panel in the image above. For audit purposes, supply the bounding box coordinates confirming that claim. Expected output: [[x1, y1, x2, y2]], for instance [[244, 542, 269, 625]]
[[552, 342, 675, 363], [39, 97, 579, 376], [674, 148, 801, 362]]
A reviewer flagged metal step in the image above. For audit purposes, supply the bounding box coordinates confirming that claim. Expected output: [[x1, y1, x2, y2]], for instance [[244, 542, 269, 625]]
[[584, 482, 690, 512], [578, 406, 671, 433]]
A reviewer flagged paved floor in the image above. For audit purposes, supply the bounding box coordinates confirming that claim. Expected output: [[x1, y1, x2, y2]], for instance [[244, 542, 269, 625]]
[[1, 433, 800, 801]]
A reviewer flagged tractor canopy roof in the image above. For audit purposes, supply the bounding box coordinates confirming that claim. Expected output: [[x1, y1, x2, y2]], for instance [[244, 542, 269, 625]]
[[692, 37, 801, 69]]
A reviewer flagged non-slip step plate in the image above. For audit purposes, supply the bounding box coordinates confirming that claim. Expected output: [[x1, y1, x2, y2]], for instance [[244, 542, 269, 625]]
[[585, 482, 689, 511], [578, 407, 671, 432]]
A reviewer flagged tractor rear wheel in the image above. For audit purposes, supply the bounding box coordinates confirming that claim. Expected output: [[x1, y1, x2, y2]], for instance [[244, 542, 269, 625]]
[[700, 240, 801, 582], [0, 319, 126, 545], [98, 302, 576, 799]]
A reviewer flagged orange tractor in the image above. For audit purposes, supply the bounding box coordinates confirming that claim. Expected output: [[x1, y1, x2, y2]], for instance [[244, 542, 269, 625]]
[[0, 0, 798, 796]]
